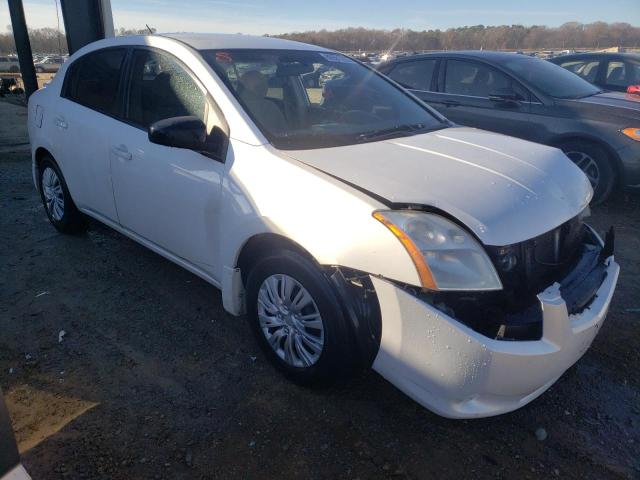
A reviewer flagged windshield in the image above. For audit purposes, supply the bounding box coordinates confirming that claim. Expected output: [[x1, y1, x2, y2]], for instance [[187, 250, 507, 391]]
[[501, 56, 601, 99], [200, 49, 447, 149]]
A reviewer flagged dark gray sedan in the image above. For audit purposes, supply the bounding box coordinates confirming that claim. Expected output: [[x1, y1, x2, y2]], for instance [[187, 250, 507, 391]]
[[378, 52, 640, 203]]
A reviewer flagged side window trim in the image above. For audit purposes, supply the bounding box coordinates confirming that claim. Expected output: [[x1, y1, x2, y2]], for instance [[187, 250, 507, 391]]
[[60, 46, 128, 119]]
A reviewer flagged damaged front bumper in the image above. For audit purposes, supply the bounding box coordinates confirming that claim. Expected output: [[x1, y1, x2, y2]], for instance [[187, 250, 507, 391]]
[[370, 230, 620, 419]]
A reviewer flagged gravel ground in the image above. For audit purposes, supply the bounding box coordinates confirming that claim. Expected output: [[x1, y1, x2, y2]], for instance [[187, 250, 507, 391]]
[[1, 104, 639, 479]]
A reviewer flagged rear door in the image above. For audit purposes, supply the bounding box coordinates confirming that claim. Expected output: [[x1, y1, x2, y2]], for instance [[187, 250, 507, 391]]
[[384, 58, 452, 114], [53, 47, 128, 221], [432, 58, 533, 138]]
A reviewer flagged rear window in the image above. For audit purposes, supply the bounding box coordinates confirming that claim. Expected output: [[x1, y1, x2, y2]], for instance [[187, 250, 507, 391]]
[[63, 48, 126, 116]]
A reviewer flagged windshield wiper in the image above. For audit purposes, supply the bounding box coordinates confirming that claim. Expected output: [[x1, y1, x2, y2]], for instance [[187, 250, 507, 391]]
[[562, 90, 603, 100], [357, 123, 430, 141]]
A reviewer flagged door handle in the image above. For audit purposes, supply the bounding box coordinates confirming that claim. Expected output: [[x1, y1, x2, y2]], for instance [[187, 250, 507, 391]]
[[110, 144, 132, 161], [443, 100, 461, 107], [54, 116, 68, 129]]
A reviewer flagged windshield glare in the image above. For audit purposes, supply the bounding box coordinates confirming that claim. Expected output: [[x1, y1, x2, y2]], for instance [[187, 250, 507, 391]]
[[502, 56, 601, 99], [200, 49, 446, 149]]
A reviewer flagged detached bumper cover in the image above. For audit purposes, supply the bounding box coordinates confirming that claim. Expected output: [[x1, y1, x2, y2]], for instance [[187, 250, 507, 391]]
[[370, 256, 619, 419]]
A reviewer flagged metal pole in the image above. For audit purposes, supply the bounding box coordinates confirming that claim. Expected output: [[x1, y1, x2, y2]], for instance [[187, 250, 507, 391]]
[[7, 0, 38, 99], [99, 0, 115, 38]]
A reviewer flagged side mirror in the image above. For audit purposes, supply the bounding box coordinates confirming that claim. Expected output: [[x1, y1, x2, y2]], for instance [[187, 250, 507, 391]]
[[148, 116, 207, 150], [489, 88, 520, 104]]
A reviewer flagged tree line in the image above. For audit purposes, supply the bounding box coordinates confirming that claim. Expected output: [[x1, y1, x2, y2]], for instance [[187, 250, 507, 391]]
[[1, 22, 638, 55], [274, 22, 640, 52], [0, 27, 155, 54]]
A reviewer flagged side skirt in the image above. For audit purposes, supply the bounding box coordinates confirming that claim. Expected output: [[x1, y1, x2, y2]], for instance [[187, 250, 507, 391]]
[[78, 207, 222, 290]]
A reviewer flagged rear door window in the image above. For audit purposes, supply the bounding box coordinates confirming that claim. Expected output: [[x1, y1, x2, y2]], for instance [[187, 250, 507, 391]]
[[388, 60, 437, 91], [63, 48, 127, 117], [559, 59, 600, 83]]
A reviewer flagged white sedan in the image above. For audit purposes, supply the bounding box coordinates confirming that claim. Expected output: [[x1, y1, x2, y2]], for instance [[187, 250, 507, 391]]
[[27, 33, 619, 418]]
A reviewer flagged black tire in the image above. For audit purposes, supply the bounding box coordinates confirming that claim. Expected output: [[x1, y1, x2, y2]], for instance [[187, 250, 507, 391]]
[[38, 155, 88, 234], [559, 140, 616, 205], [246, 249, 356, 385]]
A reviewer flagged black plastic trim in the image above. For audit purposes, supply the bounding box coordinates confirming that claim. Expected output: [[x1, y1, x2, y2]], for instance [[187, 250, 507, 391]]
[[324, 266, 382, 368]]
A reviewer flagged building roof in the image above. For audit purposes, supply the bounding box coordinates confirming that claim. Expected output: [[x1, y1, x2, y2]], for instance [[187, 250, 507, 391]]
[[161, 33, 329, 51]]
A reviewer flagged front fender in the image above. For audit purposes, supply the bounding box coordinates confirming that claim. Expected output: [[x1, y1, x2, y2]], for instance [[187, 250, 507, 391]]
[[217, 141, 421, 314]]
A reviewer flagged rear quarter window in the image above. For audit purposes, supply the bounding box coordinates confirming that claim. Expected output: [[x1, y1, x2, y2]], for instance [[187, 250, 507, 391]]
[[62, 48, 127, 117]]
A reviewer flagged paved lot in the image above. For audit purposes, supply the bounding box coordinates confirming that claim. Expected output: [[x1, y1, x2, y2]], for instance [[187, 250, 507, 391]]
[[1, 100, 639, 479]]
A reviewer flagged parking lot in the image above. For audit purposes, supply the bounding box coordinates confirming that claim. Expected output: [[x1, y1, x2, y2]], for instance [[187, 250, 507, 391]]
[[0, 98, 639, 479]]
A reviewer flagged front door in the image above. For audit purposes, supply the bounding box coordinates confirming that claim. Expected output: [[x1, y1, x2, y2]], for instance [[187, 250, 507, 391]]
[[109, 47, 228, 276], [430, 59, 533, 140]]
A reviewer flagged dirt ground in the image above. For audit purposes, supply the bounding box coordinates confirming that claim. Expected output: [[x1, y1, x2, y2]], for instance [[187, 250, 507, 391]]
[[1, 100, 639, 479]]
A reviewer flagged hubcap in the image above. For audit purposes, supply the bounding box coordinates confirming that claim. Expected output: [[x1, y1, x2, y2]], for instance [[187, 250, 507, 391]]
[[257, 274, 325, 368], [42, 167, 64, 221], [566, 151, 600, 189]]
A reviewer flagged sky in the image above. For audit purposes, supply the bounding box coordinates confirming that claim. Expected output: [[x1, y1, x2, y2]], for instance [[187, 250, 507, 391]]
[[1, 0, 639, 35]]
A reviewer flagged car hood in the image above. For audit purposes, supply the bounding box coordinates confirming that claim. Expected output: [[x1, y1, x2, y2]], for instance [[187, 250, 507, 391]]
[[562, 91, 640, 119], [284, 127, 592, 246]]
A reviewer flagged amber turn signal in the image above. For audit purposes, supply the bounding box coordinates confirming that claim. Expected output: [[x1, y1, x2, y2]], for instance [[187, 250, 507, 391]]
[[621, 127, 640, 141], [373, 211, 437, 290]]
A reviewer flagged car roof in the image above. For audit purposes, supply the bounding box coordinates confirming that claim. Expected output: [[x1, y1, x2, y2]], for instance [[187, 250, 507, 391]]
[[549, 52, 640, 61], [161, 33, 330, 52], [380, 51, 544, 67]]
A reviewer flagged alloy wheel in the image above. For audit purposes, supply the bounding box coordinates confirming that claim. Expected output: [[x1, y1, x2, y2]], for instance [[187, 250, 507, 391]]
[[565, 150, 600, 189], [257, 274, 325, 368], [42, 167, 65, 221]]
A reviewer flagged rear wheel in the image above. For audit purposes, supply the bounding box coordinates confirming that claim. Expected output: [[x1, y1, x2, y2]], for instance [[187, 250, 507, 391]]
[[38, 155, 87, 234], [559, 140, 616, 204], [245, 249, 356, 385]]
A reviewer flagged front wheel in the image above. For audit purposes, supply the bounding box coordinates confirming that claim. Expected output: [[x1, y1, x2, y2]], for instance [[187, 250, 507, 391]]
[[559, 140, 616, 204], [245, 249, 356, 385]]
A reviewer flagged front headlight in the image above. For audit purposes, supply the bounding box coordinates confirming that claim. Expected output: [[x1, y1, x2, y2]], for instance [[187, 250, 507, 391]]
[[373, 211, 502, 291]]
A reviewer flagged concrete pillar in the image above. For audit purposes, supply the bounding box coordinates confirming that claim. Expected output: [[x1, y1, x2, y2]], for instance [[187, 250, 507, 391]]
[[7, 0, 38, 99], [59, 0, 114, 54]]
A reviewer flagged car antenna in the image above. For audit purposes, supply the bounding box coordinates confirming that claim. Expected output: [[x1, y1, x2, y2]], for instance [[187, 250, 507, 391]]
[[146, 24, 154, 34]]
